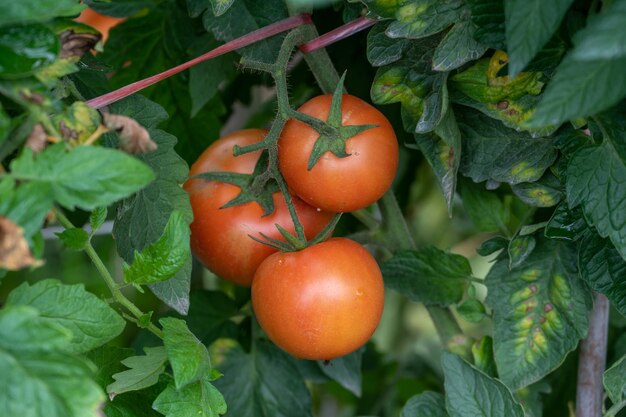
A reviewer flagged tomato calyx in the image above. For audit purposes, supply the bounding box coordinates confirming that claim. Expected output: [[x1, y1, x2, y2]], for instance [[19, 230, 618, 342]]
[[189, 150, 278, 216], [290, 73, 378, 171]]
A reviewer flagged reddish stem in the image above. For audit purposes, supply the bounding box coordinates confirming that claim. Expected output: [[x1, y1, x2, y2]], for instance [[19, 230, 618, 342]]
[[86, 14, 312, 109], [298, 16, 376, 54]]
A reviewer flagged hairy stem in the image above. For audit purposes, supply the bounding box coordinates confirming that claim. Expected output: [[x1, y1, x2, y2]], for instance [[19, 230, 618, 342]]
[[55, 210, 163, 339], [576, 292, 609, 417]]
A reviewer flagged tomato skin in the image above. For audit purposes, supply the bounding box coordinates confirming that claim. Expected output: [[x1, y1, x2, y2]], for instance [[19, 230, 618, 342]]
[[74, 8, 125, 43], [252, 238, 385, 360], [278, 94, 399, 212], [184, 129, 333, 287]]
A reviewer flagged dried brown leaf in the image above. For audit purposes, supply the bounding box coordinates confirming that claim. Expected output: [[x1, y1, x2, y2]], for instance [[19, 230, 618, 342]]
[[103, 114, 157, 154], [60, 30, 101, 58], [25, 123, 48, 153], [0, 217, 43, 270]]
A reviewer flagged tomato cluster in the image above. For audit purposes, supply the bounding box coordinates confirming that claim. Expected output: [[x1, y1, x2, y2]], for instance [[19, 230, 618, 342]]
[[185, 95, 397, 360]]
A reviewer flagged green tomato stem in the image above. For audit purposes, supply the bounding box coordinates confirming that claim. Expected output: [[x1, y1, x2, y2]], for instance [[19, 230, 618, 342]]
[[54, 209, 163, 339]]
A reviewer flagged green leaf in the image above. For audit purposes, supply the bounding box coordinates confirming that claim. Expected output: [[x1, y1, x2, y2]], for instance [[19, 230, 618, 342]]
[[578, 233, 626, 318], [0, 305, 104, 417], [160, 317, 212, 390], [86, 345, 135, 389], [370, 34, 448, 134], [6, 279, 125, 354], [458, 109, 557, 184], [152, 376, 226, 417], [413, 110, 461, 213], [0, 179, 54, 240], [432, 20, 487, 72], [0, 305, 71, 352], [485, 237, 592, 390], [209, 0, 235, 16], [52, 101, 101, 144], [381, 246, 471, 306], [366, 23, 411, 67], [511, 172, 563, 208], [400, 391, 449, 417], [56, 228, 89, 250], [504, 0, 574, 76], [317, 348, 363, 397], [84, 0, 155, 17], [0, 1, 84, 27], [566, 111, 626, 260], [0, 24, 59, 78], [466, 0, 506, 50], [213, 340, 312, 417], [507, 234, 536, 269], [570, 1, 626, 61], [364, 0, 466, 40], [89, 206, 107, 234], [459, 178, 515, 234], [604, 355, 626, 404], [184, 290, 239, 346], [111, 96, 193, 314], [123, 210, 191, 285], [528, 55, 626, 128], [515, 381, 551, 417], [9, 144, 154, 211], [203, 0, 288, 63], [544, 203, 587, 241], [477, 236, 508, 257], [471, 336, 497, 377], [442, 351, 524, 417], [457, 299, 487, 323], [107, 346, 167, 398], [0, 105, 9, 144]]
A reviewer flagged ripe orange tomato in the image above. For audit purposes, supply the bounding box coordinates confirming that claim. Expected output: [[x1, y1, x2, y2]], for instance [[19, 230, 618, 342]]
[[74, 7, 125, 43], [252, 237, 385, 360], [278, 94, 399, 213], [184, 129, 333, 286]]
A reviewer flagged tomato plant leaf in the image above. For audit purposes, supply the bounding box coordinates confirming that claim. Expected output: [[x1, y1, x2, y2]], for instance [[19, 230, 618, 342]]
[[84, 0, 156, 17], [110, 96, 193, 314], [0, 179, 53, 240], [213, 340, 312, 417], [413, 107, 461, 213], [485, 237, 592, 390], [442, 351, 524, 417], [184, 291, 239, 345], [507, 234, 536, 269], [56, 227, 89, 251], [459, 178, 519, 235], [544, 203, 587, 241], [160, 317, 212, 390], [0, 24, 60, 78], [366, 23, 411, 67], [107, 346, 168, 398], [0, 1, 84, 27], [570, 0, 626, 61], [89, 206, 107, 234], [6, 279, 125, 354], [504, 0, 573, 77], [465, 0, 506, 50], [432, 20, 487, 72], [123, 210, 191, 285], [363, 0, 466, 40], [457, 109, 557, 185], [317, 348, 364, 397], [604, 355, 626, 405], [511, 172, 563, 208], [381, 246, 471, 306], [0, 305, 104, 417], [152, 376, 227, 417], [86, 346, 135, 389], [203, 0, 288, 63], [209, 0, 236, 17], [471, 336, 497, 377], [457, 299, 487, 323], [400, 391, 448, 417], [9, 144, 155, 211], [370, 33, 447, 134], [565, 110, 626, 261], [578, 233, 626, 318]]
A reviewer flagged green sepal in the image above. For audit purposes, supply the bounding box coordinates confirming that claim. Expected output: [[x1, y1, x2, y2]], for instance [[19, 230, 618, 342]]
[[301, 73, 378, 171]]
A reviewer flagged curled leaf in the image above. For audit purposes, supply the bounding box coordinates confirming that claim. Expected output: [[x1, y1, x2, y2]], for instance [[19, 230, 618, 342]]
[[24, 123, 48, 154], [103, 114, 157, 154], [59, 30, 101, 58], [0, 217, 42, 270]]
